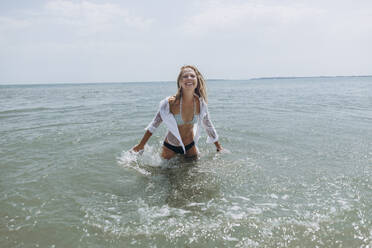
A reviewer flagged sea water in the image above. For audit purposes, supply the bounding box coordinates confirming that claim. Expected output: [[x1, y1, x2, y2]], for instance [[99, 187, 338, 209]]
[[1, 77, 371, 247]]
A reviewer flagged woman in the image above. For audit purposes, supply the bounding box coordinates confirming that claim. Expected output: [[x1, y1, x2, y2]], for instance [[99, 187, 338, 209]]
[[132, 65, 222, 159]]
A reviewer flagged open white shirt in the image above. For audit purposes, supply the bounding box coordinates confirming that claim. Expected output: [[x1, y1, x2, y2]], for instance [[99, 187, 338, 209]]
[[145, 96, 219, 154]]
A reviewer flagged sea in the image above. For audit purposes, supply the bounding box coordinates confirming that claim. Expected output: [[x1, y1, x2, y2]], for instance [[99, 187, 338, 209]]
[[1, 77, 371, 247]]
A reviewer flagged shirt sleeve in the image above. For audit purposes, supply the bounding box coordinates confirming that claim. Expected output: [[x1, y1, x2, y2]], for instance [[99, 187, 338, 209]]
[[145, 110, 163, 133], [202, 104, 219, 143]]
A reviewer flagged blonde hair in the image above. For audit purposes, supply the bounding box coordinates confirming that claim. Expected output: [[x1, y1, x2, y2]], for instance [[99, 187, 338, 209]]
[[175, 65, 208, 103]]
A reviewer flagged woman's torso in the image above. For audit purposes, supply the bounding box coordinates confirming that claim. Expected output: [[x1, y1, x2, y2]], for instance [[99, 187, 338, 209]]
[[166, 96, 200, 146]]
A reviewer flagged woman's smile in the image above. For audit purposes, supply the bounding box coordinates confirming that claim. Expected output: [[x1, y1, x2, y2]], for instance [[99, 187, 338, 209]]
[[181, 68, 197, 89]]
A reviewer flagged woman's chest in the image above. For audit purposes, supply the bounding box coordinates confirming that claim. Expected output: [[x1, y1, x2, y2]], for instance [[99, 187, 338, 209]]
[[170, 102, 200, 121]]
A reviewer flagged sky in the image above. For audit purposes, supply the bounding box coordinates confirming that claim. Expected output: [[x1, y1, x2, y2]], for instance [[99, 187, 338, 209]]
[[0, 0, 371, 83]]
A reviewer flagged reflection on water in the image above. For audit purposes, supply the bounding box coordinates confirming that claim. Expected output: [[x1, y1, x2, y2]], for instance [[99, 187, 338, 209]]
[[162, 160, 221, 209]]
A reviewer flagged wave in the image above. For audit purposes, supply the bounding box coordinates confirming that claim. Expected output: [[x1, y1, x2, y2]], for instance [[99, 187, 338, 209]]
[[2, 121, 99, 133], [0, 105, 86, 115], [0, 107, 52, 115]]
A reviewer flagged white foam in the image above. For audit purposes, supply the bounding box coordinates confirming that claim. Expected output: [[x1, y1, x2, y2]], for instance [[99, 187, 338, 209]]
[[117, 145, 164, 176], [219, 148, 232, 154], [117, 149, 150, 176]]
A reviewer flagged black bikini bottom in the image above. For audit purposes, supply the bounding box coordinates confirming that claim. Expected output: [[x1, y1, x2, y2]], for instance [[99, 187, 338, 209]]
[[163, 140, 195, 154]]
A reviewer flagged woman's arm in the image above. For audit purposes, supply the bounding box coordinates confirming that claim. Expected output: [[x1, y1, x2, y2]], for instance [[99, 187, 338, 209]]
[[202, 103, 223, 152], [132, 130, 153, 152], [145, 110, 163, 133], [132, 110, 162, 152]]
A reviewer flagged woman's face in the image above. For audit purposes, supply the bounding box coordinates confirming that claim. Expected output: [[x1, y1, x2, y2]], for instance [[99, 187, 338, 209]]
[[180, 68, 198, 91]]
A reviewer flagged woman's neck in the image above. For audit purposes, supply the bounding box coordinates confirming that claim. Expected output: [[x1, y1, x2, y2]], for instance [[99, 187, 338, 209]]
[[181, 91, 194, 103]]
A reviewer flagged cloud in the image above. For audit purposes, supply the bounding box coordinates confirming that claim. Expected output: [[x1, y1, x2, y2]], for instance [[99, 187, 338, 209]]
[[183, 1, 325, 35], [0, 0, 153, 37], [44, 0, 153, 34], [0, 16, 31, 31], [0, 0, 157, 83], [183, 0, 372, 39]]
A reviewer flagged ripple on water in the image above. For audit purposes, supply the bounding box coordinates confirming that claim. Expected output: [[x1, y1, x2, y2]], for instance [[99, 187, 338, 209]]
[[120, 149, 372, 247]]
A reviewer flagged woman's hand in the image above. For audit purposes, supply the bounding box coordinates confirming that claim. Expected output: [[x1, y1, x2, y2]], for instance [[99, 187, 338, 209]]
[[214, 141, 223, 152], [132, 144, 144, 153], [131, 130, 152, 154]]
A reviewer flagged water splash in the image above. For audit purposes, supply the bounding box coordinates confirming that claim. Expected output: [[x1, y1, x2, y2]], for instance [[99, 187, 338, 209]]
[[117, 145, 167, 176]]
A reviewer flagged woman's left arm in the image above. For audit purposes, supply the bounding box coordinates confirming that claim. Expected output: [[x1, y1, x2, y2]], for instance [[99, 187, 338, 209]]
[[214, 141, 223, 152], [202, 103, 223, 152]]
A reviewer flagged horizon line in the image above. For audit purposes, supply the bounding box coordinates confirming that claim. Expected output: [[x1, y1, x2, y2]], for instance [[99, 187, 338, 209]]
[[1, 74, 371, 86]]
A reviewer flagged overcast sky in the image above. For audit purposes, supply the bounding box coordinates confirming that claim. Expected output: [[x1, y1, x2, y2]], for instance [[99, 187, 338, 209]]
[[1, 0, 371, 83]]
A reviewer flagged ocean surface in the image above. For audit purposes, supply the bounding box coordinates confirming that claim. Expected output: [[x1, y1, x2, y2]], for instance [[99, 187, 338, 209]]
[[1, 77, 371, 247]]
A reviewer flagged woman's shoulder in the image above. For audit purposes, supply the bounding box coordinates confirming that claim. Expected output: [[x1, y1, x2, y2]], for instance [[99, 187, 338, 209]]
[[168, 95, 181, 106], [194, 95, 201, 104], [168, 95, 176, 103], [158, 96, 176, 109], [197, 96, 207, 106], [197, 96, 208, 115]]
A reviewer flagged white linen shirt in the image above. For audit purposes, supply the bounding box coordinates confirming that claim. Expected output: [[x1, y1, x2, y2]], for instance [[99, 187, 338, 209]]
[[145, 96, 219, 154]]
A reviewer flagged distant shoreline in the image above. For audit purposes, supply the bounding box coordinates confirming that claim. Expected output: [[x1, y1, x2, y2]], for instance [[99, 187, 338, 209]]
[[1, 75, 371, 86], [250, 75, 372, 80]]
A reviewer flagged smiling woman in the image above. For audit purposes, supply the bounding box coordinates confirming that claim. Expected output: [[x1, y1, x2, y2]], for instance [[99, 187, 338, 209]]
[[132, 65, 222, 159]]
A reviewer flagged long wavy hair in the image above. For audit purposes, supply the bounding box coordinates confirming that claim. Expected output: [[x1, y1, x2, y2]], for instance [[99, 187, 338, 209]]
[[175, 65, 208, 103]]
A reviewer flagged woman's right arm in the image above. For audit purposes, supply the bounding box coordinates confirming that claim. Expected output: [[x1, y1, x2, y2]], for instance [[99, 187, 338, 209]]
[[132, 130, 153, 152], [132, 110, 163, 152]]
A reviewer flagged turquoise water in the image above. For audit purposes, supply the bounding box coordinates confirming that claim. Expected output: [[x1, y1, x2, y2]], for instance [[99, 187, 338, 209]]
[[1, 77, 371, 247]]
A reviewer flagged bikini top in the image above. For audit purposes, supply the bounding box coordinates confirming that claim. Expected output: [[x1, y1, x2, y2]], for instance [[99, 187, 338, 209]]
[[174, 96, 199, 125]]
